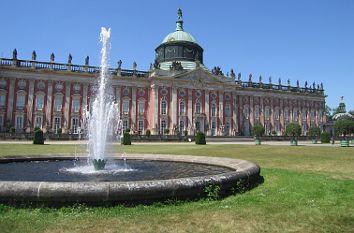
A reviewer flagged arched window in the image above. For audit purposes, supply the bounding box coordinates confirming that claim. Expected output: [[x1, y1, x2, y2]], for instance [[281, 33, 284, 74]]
[[225, 104, 231, 117], [161, 119, 166, 134], [161, 100, 167, 115], [16, 93, 26, 110], [179, 120, 184, 132], [138, 101, 145, 115], [179, 101, 185, 115], [265, 107, 270, 120], [284, 108, 289, 122], [195, 102, 201, 114], [123, 99, 130, 114], [0, 92, 6, 107], [72, 98, 80, 113], [211, 103, 216, 117], [54, 94, 63, 112], [36, 94, 44, 111]]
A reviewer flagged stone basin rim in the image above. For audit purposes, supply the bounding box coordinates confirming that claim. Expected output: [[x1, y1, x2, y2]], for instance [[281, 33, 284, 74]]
[[0, 154, 261, 205]]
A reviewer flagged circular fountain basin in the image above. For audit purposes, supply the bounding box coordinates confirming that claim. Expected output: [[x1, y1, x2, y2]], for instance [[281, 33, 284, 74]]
[[0, 154, 261, 205]]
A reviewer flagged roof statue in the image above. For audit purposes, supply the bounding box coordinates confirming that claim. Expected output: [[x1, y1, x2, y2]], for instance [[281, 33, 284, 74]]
[[12, 48, 17, 60], [50, 53, 55, 62], [117, 60, 122, 69], [32, 50, 37, 61], [85, 56, 89, 66], [68, 54, 72, 64]]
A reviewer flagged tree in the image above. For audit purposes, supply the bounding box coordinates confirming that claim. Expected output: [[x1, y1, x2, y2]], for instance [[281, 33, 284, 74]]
[[334, 119, 354, 139], [285, 123, 302, 146], [308, 126, 321, 139], [251, 124, 265, 145], [285, 123, 302, 138]]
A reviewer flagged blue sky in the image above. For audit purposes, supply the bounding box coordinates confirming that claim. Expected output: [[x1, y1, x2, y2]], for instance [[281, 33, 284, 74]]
[[1, 0, 353, 111]]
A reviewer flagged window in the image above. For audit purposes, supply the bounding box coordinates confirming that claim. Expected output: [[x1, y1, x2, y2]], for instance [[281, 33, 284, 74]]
[[211, 103, 216, 117], [161, 120, 166, 134], [284, 108, 289, 122], [293, 109, 298, 122], [54, 117, 61, 132], [274, 107, 280, 121], [71, 118, 79, 134], [16, 95, 25, 110], [179, 101, 185, 115], [225, 121, 230, 136], [15, 115, 23, 132], [179, 120, 184, 132], [123, 119, 129, 130], [243, 107, 249, 120], [72, 98, 80, 113], [35, 116, 42, 128], [225, 104, 231, 117], [123, 100, 129, 114], [302, 110, 307, 122], [161, 100, 167, 115], [138, 120, 144, 132], [138, 102, 145, 115], [54, 96, 62, 112], [0, 115, 3, 132], [311, 110, 315, 122], [255, 107, 260, 121], [265, 107, 270, 120], [0, 93, 5, 107], [195, 102, 201, 114], [36, 95, 44, 111], [211, 120, 216, 136]]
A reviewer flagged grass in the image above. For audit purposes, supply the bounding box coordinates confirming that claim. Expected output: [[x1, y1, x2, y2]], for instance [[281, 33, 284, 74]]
[[0, 143, 353, 232]]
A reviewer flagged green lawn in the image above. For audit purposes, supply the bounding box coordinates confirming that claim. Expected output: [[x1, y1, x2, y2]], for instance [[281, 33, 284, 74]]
[[0, 143, 353, 233]]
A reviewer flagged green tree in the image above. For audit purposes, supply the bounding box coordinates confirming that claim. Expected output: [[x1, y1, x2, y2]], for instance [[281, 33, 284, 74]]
[[308, 126, 321, 139], [285, 123, 302, 138], [251, 124, 265, 139], [334, 119, 354, 139]]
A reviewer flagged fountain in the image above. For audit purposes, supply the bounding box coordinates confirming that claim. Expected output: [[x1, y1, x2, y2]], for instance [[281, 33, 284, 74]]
[[0, 28, 261, 205], [85, 27, 118, 170]]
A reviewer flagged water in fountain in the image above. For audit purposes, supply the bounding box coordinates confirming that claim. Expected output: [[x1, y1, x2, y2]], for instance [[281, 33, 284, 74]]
[[81, 27, 118, 170]]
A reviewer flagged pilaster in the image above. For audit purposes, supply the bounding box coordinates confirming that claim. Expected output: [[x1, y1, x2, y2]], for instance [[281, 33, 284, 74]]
[[171, 87, 177, 130], [6, 79, 15, 122], [26, 80, 35, 129], [131, 87, 136, 131], [46, 81, 53, 128], [63, 81, 71, 133], [187, 89, 193, 134]]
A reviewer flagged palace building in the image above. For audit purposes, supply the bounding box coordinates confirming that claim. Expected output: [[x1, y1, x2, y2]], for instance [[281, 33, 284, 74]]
[[0, 9, 326, 136]]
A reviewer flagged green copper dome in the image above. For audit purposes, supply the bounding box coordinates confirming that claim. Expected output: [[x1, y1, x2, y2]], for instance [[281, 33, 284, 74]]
[[162, 31, 198, 44], [155, 9, 204, 70]]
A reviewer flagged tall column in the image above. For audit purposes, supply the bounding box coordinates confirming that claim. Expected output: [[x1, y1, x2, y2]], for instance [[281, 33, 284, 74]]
[[218, 92, 223, 135], [6, 79, 15, 123], [270, 97, 274, 132], [115, 87, 121, 111], [171, 87, 177, 130], [63, 81, 71, 133], [260, 96, 264, 126], [205, 90, 209, 135], [249, 96, 254, 129], [232, 93, 238, 135], [26, 80, 35, 130], [280, 99, 284, 133], [150, 84, 159, 134], [46, 81, 53, 128], [131, 87, 136, 131], [82, 84, 88, 112], [187, 89, 193, 134]]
